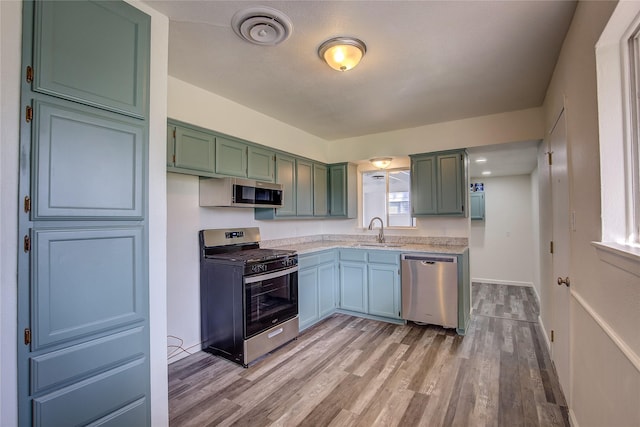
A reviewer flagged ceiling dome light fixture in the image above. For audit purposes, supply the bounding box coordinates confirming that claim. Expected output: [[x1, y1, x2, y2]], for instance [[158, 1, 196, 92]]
[[318, 37, 367, 71], [370, 157, 392, 169]]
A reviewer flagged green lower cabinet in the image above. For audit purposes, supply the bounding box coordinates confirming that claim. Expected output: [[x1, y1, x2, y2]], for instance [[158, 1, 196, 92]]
[[367, 264, 401, 319], [339, 261, 368, 313], [298, 251, 337, 331], [318, 263, 337, 318], [298, 268, 319, 330]]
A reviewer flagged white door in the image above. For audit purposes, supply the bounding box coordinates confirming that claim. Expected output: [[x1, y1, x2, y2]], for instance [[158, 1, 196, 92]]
[[549, 109, 571, 399]]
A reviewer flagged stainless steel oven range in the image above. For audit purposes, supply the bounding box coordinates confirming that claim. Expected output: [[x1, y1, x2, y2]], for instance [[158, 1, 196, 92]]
[[199, 227, 298, 367]]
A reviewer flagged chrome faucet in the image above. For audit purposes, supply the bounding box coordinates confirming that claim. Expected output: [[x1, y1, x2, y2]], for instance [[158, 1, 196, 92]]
[[367, 217, 385, 243]]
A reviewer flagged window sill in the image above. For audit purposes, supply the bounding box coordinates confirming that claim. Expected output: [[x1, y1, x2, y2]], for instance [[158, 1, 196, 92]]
[[592, 242, 640, 278]]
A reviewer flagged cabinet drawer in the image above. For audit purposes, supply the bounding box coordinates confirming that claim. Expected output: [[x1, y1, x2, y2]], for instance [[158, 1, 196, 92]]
[[367, 251, 399, 265], [316, 250, 336, 264], [298, 254, 318, 269], [339, 249, 367, 262]]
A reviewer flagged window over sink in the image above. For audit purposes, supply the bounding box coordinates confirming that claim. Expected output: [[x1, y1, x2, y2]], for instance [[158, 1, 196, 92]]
[[362, 169, 415, 228]]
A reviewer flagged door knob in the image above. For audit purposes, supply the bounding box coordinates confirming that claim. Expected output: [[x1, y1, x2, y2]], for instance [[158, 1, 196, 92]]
[[557, 276, 570, 287]]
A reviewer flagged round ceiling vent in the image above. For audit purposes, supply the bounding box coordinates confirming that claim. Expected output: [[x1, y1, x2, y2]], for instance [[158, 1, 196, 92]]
[[231, 6, 293, 46]]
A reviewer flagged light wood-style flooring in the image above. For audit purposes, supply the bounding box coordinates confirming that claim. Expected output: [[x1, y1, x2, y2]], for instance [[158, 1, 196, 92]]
[[168, 283, 568, 426]]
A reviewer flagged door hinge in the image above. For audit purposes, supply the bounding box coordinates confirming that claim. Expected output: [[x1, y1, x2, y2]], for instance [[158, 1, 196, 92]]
[[24, 195, 31, 213], [172, 154, 176, 164], [24, 328, 31, 345], [547, 152, 553, 165], [26, 65, 33, 83], [25, 105, 33, 123], [172, 128, 176, 138], [551, 330, 555, 343], [550, 241, 554, 254], [23, 235, 31, 253]]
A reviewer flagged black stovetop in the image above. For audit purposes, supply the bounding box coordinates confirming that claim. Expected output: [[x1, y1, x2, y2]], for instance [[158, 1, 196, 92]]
[[203, 247, 296, 264]]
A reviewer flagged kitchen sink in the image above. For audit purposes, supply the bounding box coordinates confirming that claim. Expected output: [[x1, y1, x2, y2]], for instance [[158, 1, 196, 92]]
[[352, 243, 403, 248]]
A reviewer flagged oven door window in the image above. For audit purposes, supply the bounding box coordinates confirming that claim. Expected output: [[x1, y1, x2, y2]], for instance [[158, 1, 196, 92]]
[[244, 270, 298, 338]]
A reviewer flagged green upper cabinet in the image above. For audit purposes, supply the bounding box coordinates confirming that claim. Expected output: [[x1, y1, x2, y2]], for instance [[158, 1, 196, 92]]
[[410, 155, 437, 215], [410, 149, 468, 217], [215, 137, 247, 178], [437, 152, 465, 214], [296, 160, 314, 216], [329, 163, 357, 218], [215, 136, 275, 181], [167, 122, 216, 176], [274, 154, 296, 217], [248, 146, 275, 182], [33, 1, 150, 118], [313, 163, 328, 216], [470, 191, 485, 220]]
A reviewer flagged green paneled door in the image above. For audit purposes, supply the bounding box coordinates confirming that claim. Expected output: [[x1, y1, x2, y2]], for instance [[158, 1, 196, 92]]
[[367, 264, 400, 319], [247, 146, 275, 182], [339, 262, 367, 313], [296, 160, 314, 216], [275, 154, 296, 217], [313, 163, 328, 216], [215, 137, 247, 177], [33, 0, 149, 118], [437, 153, 463, 214], [18, 1, 151, 425], [411, 155, 437, 215], [174, 126, 216, 173], [318, 263, 337, 318]]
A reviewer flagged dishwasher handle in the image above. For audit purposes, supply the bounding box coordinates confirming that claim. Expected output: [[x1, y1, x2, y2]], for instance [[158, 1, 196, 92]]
[[401, 254, 457, 264]]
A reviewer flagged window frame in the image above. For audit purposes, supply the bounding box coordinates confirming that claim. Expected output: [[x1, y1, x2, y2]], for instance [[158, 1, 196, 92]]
[[361, 167, 415, 229], [596, 3, 640, 247]]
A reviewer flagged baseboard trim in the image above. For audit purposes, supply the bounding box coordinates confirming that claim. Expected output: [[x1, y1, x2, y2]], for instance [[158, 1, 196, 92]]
[[472, 278, 534, 287], [572, 290, 640, 374], [537, 314, 551, 352], [569, 408, 579, 427]]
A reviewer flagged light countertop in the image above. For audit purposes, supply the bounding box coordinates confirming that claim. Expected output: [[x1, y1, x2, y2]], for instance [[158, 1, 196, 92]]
[[263, 239, 468, 255]]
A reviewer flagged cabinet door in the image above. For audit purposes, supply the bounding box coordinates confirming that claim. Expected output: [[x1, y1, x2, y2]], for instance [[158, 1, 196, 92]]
[[33, 1, 149, 118], [318, 263, 336, 318], [437, 153, 464, 214], [329, 164, 346, 217], [298, 268, 319, 331], [167, 125, 175, 167], [174, 126, 216, 174], [33, 99, 144, 219], [470, 192, 485, 220], [313, 163, 328, 216], [247, 146, 275, 182], [296, 160, 314, 216], [275, 154, 296, 217], [339, 262, 367, 313], [215, 137, 247, 177], [368, 264, 400, 319], [411, 155, 437, 215]]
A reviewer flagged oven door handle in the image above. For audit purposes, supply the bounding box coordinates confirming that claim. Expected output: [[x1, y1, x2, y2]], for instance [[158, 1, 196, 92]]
[[244, 266, 298, 284]]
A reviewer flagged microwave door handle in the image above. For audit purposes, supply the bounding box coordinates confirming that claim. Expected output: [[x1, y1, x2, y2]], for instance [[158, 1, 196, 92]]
[[244, 266, 298, 284]]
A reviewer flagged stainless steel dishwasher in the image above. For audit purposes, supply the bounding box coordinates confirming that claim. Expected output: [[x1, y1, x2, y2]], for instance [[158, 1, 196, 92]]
[[401, 253, 458, 328]]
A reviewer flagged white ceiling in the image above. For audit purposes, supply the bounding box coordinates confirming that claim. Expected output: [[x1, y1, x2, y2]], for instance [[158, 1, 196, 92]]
[[145, 0, 575, 175]]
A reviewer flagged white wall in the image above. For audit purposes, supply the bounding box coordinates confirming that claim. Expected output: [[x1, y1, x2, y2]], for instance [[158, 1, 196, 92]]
[[469, 175, 535, 287], [541, 1, 640, 426], [327, 107, 544, 163], [129, 2, 169, 426], [0, 1, 170, 426]]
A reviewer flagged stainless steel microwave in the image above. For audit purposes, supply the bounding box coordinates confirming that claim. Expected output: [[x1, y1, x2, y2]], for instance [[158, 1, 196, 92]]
[[199, 177, 284, 208]]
